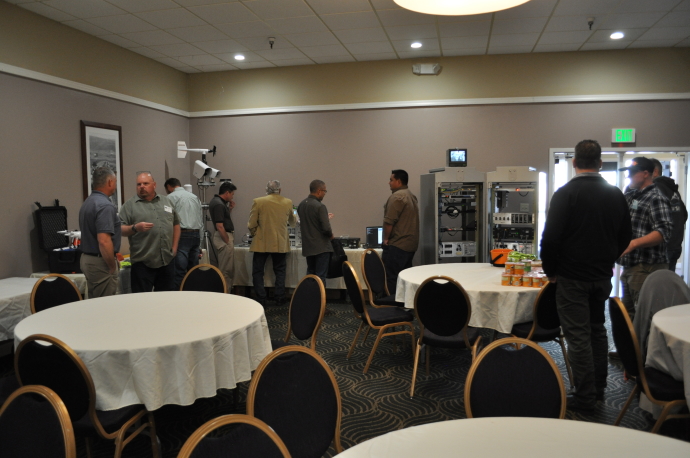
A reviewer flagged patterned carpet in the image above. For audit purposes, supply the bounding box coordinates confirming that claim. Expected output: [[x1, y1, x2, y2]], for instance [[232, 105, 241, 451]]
[[1, 299, 688, 457]]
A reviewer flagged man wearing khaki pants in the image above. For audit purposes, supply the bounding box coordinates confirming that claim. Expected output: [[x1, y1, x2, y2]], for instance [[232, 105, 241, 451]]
[[209, 181, 237, 292]]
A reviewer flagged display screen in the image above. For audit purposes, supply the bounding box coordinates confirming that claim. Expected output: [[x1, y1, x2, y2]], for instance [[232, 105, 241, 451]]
[[366, 226, 383, 248], [448, 148, 468, 167]]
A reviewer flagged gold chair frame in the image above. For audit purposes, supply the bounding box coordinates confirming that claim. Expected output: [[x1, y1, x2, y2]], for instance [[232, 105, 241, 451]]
[[610, 297, 690, 433], [30, 273, 83, 314], [15, 334, 160, 458], [360, 248, 395, 308], [410, 275, 482, 397], [247, 345, 343, 455], [0, 384, 77, 458], [464, 337, 567, 419], [177, 413, 291, 458], [281, 275, 326, 351], [180, 263, 228, 293]]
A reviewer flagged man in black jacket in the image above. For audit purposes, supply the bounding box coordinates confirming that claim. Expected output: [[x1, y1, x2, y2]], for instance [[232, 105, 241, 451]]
[[541, 139, 632, 413]]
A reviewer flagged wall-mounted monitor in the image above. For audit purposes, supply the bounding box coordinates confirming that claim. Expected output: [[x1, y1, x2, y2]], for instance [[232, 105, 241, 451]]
[[366, 226, 383, 248], [447, 148, 468, 167]]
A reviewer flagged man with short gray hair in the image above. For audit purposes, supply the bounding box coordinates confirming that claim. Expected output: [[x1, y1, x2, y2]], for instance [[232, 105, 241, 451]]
[[79, 166, 121, 297], [248, 180, 296, 306]]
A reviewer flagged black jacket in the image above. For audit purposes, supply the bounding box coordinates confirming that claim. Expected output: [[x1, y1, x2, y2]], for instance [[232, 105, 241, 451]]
[[540, 174, 632, 282]]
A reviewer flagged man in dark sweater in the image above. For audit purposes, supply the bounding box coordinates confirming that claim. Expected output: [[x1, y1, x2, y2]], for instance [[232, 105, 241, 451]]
[[649, 158, 687, 272], [540, 139, 632, 413]]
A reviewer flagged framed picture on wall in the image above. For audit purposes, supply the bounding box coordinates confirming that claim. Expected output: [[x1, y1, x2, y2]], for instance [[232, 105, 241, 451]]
[[80, 121, 124, 211]]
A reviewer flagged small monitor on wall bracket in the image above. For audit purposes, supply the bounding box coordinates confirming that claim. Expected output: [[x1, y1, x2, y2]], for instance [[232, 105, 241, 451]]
[[447, 149, 468, 167], [366, 226, 383, 248]]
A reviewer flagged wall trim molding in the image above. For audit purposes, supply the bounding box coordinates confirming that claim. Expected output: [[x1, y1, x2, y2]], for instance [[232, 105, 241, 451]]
[[3, 62, 690, 118]]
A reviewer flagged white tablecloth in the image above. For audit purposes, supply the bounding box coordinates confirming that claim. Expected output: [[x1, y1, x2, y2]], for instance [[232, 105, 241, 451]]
[[14, 291, 272, 411], [30, 267, 131, 298], [337, 417, 690, 458], [395, 263, 538, 333], [646, 303, 690, 407], [0, 277, 39, 341]]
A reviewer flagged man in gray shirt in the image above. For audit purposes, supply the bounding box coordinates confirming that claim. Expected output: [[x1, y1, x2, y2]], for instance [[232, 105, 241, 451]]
[[78, 167, 121, 298], [120, 172, 180, 293], [297, 179, 333, 284], [165, 178, 203, 290]]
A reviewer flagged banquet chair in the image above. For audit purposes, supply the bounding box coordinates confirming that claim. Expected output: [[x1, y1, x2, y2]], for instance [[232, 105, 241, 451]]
[[0, 385, 77, 458], [180, 263, 227, 293], [343, 261, 416, 373], [360, 248, 405, 307], [465, 337, 566, 419], [410, 275, 482, 397], [15, 334, 160, 458], [272, 275, 326, 351], [30, 273, 82, 314], [609, 297, 690, 433], [177, 414, 291, 458], [247, 346, 342, 458], [510, 281, 574, 388]]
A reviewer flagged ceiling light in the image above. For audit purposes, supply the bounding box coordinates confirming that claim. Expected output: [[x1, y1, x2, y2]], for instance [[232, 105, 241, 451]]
[[234, 54, 245, 60], [411, 42, 422, 48], [394, 0, 531, 16], [610, 32, 625, 40]]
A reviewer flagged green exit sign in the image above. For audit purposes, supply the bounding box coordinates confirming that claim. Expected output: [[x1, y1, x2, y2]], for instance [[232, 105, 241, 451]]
[[612, 128, 636, 143]]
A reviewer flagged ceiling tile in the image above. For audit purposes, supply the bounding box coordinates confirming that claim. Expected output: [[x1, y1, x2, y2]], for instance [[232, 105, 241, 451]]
[[545, 15, 601, 32], [312, 55, 356, 63], [376, 8, 436, 26], [629, 39, 685, 48], [283, 31, 340, 47], [397, 49, 441, 59], [533, 43, 581, 52], [385, 24, 437, 41], [4, 0, 36, 3], [235, 35, 293, 50], [306, 0, 372, 14], [637, 27, 690, 41], [601, 12, 666, 29], [194, 39, 249, 53], [149, 43, 206, 57], [266, 16, 329, 34], [333, 27, 388, 43], [370, 0, 399, 10], [42, 0, 126, 19], [174, 0, 237, 7], [494, 0, 558, 19], [587, 28, 647, 42], [553, 0, 621, 17], [255, 47, 308, 59], [177, 54, 225, 65], [344, 41, 394, 54], [130, 47, 166, 58], [215, 51, 265, 62], [154, 56, 187, 67], [615, 0, 682, 14], [441, 36, 488, 49], [187, 3, 259, 25], [135, 8, 206, 28], [86, 14, 158, 34], [488, 45, 535, 55], [657, 11, 690, 27], [580, 41, 631, 50], [436, 13, 493, 23], [271, 58, 315, 66], [177, 66, 201, 73], [675, 37, 690, 46], [439, 21, 491, 37], [167, 26, 229, 42], [243, 0, 315, 20], [676, 0, 690, 11], [538, 30, 592, 45], [354, 52, 398, 61], [63, 19, 110, 36], [391, 38, 439, 52], [443, 48, 487, 56], [216, 21, 276, 38], [492, 17, 549, 35], [20, 2, 76, 22], [321, 11, 380, 30], [99, 34, 140, 48], [299, 44, 350, 57], [196, 63, 239, 72], [120, 30, 184, 46], [489, 33, 539, 47], [233, 61, 277, 69], [106, 0, 179, 13]]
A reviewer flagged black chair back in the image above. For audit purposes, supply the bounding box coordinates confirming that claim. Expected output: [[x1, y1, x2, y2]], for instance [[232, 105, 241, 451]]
[[248, 346, 341, 458], [181, 264, 226, 293], [534, 281, 560, 330], [289, 275, 325, 342], [15, 335, 92, 423], [31, 274, 82, 314], [342, 262, 366, 315], [362, 249, 388, 298], [608, 297, 641, 378], [465, 337, 565, 419], [0, 385, 76, 458], [414, 276, 470, 337]]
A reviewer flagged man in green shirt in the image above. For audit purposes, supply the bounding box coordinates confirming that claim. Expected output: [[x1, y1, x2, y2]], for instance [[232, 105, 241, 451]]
[[120, 172, 181, 292]]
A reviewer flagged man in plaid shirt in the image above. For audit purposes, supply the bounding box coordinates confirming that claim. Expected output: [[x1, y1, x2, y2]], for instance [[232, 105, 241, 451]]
[[616, 157, 673, 323]]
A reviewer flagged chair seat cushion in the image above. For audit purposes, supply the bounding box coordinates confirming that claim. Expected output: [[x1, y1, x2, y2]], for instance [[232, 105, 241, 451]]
[[373, 295, 405, 307], [271, 339, 290, 351], [366, 307, 414, 326], [73, 404, 146, 437], [643, 366, 686, 402], [422, 326, 481, 349], [511, 321, 561, 341]]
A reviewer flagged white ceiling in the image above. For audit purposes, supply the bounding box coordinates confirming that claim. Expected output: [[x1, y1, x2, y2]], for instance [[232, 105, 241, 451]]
[[7, 0, 690, 73]]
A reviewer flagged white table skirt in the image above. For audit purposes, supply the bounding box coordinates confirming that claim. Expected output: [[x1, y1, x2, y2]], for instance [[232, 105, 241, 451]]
[[31, 267, 132, 298], [645, 303, 690, 408], [14, 291, 272, 411], [337, 417, 690, 458], [0, 277, 39, 341], [395, 263, 538, 333]]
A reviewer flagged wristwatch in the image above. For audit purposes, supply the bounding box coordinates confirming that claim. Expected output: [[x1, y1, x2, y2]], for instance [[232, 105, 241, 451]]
[[131, 223, 138, 233]]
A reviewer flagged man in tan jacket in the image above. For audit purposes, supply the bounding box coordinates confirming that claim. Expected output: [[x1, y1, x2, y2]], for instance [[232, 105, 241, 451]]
[[248, 180, 296, 306]]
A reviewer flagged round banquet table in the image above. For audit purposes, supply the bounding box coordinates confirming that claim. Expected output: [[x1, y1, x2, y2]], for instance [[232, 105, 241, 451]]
[[395, 263, 539, 333], [645, 303, 690, 408], [337, 417, 690, 458], [14, 291, 272, 411]]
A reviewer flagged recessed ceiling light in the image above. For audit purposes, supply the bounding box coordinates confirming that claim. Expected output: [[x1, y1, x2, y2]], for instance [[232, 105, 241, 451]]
[[610, 32, 624, 40], [395, 0, 531, 16], [411, 42, 422, 48], [235, 54, 245, 60]]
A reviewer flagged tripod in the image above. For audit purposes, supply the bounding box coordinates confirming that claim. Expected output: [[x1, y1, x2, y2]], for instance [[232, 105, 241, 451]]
[[197, 176, 217, 265]]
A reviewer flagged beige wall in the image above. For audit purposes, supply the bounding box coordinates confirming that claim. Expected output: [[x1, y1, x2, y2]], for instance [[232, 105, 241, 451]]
[[0, 1, 189, 112]]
